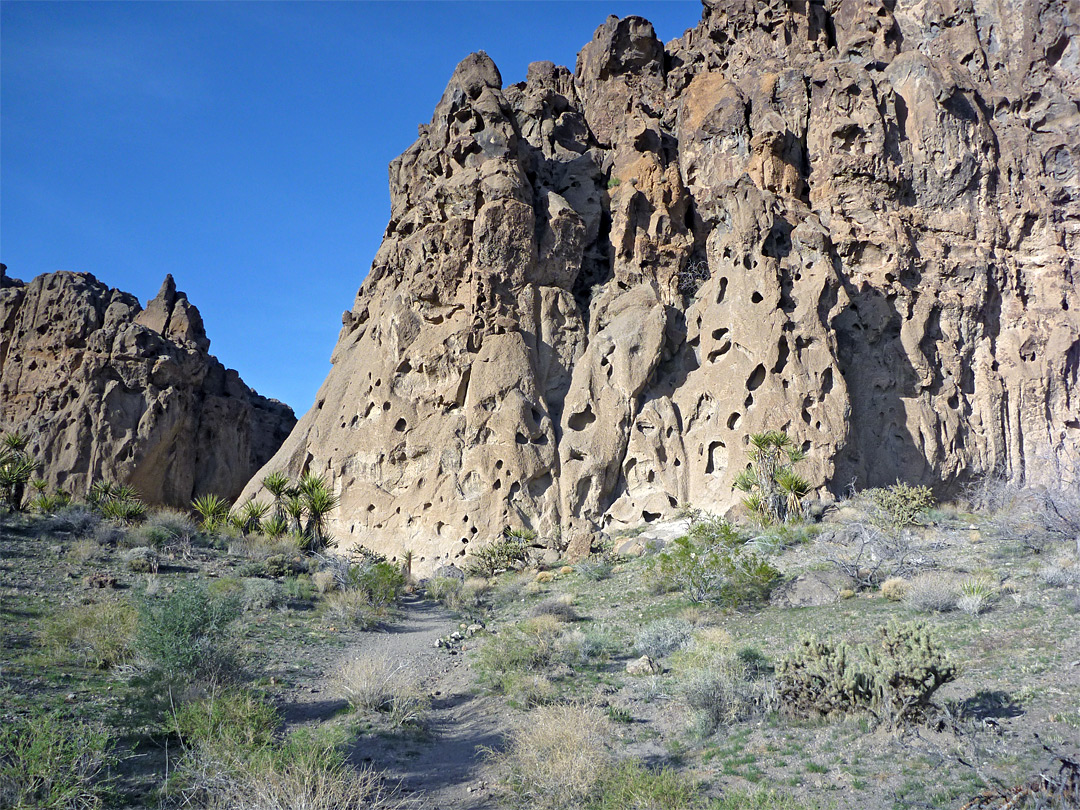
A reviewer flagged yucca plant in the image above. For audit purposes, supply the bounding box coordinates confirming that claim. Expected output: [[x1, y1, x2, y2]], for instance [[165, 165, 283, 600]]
[[88, 480, 117, 510], [284, 494, 305, 536], [234, 500, 271, 536], [733, 431, 810, 524], [192, 493, 230, 532], [301, 477, 339, 552], [0, 435, 37, 512], [262, 471, 291, 521], [261, 514, 289, 540], [101, 497, 147, 525]]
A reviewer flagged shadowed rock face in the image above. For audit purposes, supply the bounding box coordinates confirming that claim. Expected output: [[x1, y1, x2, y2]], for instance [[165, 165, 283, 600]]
[[0, 267, 296, 506], [240, 0, 1079, 568]]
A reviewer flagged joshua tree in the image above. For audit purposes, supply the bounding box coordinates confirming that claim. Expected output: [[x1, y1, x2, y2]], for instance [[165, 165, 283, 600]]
[[0, 432, 37, 512], [298, 472, 339, 552], [733, 431, 811, 524]]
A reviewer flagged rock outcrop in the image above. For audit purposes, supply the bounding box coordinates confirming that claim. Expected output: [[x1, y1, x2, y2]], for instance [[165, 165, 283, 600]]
[[240, 0, 1079, 567], [0, 266, 296, 506]]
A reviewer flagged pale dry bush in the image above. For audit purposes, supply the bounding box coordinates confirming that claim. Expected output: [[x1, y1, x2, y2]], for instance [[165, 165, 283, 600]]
[[463, 576, 491, 596], [321, 590, 382, 629], [1039, 555, 1080, 587], [176, 747, 408, 810], [635, 617, 693, 660], [528, 594, 578, 623], [680, 650, 777, 735], [313, 569, 337, 595], [957, 577, 996, 615], [880, 577, 910, 601], [230, 534, 303, 561], [67, 538, 102, 563], [335, 657, 428, 727], [494, 704, 612, 810], [905, 572, 960, 612]]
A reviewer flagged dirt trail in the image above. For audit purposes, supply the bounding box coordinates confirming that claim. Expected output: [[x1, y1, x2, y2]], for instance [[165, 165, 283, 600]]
[[281, 595, 504, 810]]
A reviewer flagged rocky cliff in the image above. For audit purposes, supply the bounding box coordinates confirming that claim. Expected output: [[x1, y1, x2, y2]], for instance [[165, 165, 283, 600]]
[[0, 266, 296, 506], [240, 0, 1079, 566]]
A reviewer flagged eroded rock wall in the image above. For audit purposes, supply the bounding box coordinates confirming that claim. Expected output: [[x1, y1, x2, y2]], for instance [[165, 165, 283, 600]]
[[240, 0, 1079, 567], [0, 267, 296, 506]]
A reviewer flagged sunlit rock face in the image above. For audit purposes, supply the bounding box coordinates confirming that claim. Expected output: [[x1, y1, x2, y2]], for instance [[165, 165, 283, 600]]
[[0, 267, 296, 505], [239, 0, 1079, 569]]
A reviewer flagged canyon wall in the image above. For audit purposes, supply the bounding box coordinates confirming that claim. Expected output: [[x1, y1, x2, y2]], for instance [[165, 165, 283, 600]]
[[1, 267, 296, 506], [240, 0, 1079, 566]]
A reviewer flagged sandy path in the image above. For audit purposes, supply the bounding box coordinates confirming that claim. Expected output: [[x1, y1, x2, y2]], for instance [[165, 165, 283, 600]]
[[281, 594, 505, 809]]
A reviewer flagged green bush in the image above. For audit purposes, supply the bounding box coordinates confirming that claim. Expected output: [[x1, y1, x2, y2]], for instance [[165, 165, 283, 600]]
[[465, 528, 533, 577], [351, 561, 404, 608], [172, 687, 279, 752], [0, 709, 115, 810], [864, 481, 936, 532], [776, 620, 957, 726], [649, 515, 778, 605], [240, 578, 284, 612], [589, 760, 703, 810], [136, 582, 240, 683], [635, 618, 693, 660], [478, 616, 564, 692]]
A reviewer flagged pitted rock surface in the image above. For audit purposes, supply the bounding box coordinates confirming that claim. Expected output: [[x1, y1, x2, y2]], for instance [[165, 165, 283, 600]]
[[240, 1, 1079, 570], [0, 267, 296, 506]]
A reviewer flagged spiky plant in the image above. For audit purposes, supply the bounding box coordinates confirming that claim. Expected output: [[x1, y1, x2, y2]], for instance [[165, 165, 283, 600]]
[[283, 494, 305, 536], [1, 431, 29, 453], [0, 438, 37, 512], [733, 431, 810, 524], [88, 480, 117, 509], [262, 471, 291, 521], [192, 493, 230, 532], [101, 497, 147, 525], [262, 514, 289, 540], [302, 479, 339, 552], [235, 500, 271, 536]]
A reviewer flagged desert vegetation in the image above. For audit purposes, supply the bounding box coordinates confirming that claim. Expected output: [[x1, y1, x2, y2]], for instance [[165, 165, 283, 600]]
[[2, 447, 1079, 809]]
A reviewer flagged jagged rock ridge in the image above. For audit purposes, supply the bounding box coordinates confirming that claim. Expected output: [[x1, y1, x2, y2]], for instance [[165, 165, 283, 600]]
[[0, 266, 296, 506], [241, 0, 1079, 567]]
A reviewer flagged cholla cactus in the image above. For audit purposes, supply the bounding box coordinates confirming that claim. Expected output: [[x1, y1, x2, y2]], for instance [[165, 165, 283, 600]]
[[862, 619, 958, 724], [776, 636, 872, 717]]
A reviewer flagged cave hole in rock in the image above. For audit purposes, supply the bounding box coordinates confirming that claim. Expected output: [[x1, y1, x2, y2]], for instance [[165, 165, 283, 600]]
[[394, 418, 407, 431], [716, 277, 729, 304], [494, 479, 502, 490], [747, 364, 766, 391], [705, 440, 726, 474], [948, 394, 959, 409], [668, 496, 678, 508], [674, 458, 681, 467], [802, 408, 812, 424], [396, 359, 412, 375], [646, 470, 655, 483], [773, 338, 790, 374], [708, 341, 732, 363], [495, 459, 503, 470], [375, 379, 382, 387], [569, 448, 585, 462], [509, 482, 521, 496], [642, 510, 661, 523], [423, 502, 432, 510], [745, 392, 754, 408], [350, 415, 359, 428], [711, 328, 729, 341], [727, 412, 742, 430], [470, 526, 478, 536], [417, 477, 424, 487], [567, 405, 596, 431], [366, 504, 375, 512], [751, 291, 764, 304], [463, 515, 469, 523], [515, 431, 528, 445], [821, 368, 834, 394], [383, 401, 391, 411], [395, 506, 401, 515]]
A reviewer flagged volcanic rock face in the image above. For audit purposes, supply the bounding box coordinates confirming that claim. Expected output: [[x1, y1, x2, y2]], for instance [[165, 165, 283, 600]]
[[0, 267, 296, 506], [241, 0, 1079, 566]]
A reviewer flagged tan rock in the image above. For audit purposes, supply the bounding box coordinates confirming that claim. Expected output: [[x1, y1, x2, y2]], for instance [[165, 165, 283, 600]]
[[239, 2, 1079, 571], [0, 268, 295, 506]]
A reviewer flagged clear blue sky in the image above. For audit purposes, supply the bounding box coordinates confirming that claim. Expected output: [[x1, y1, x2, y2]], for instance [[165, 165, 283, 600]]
[[1, 1, 701, 413]]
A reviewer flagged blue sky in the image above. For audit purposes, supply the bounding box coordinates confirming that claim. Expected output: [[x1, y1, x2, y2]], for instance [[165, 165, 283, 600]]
[[1, 1, 701, 413]]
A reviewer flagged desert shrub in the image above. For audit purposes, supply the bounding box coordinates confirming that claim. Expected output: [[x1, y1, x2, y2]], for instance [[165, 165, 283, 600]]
[[681, 652, 776, 735], [136, 582, 240, 684], [100, 495, 146, 525], [67, 538, 102, 564], [528, 595, 579, 623], [957, 577, 996, 616], [967, 463, 1080, 554], [231, 534, 304, 561], [37, 600, 136, 669], [503, 673, 558, 708], [1039, 557, 1080, 587], [577, 558, 613, 581], [710, 788, 810, 810], [240, 578, 284, 612], [589, 760, 703, 810], [478, 616, 565, 692], [283, 573, 316, 601], [776, 620, 958, 726], [320, 590, 383, 629], [905, 572, 960, 613], [43, 505, 101, 538], [825, 522, 921, 590], [0, 709, 115, 810], [172, 687, 279, 752], [426, 575, 463, 604], [635, 617, 694, 660], [649, 515, 778, 604], [123, 546, 159, 573], [170, 717, 406, 810], [863, 481, 936, 532], [313, 569, 337, 595], [880, 577, 910, 601], [336, 657, 429, 727], [465, 528, 533, 577], [554, 625, 621, 668], [351, 561, 404, 608], [495, 704, 613, 810], [132, 509, 197, 551]]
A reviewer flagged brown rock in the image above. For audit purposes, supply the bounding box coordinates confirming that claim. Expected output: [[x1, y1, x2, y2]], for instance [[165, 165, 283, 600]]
[[0, 271, 295, 506], [240, 2, 1079, 571]]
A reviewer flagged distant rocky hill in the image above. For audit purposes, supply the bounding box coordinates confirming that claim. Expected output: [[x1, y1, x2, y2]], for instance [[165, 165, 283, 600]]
[[240, 0, 1078, 566], [0, 266, 296, 506]]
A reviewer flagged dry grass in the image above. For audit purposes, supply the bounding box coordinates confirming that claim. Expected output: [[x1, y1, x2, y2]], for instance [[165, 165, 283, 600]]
[[335, 657, 429, 727], [493, 704, 613, 810], [321, 590, 383, 629], [904, 571, 960, 613], [880, 577, 910, 601], [528, 594, 579, 622], [67, 538, 102, 564], [36, 600, 137, 669], [313, 569, 337, 595]]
